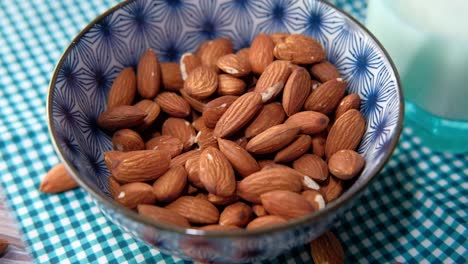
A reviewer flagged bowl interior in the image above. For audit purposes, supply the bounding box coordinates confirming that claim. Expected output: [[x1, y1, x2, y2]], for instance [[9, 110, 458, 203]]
[[48, 0, 402, 228]]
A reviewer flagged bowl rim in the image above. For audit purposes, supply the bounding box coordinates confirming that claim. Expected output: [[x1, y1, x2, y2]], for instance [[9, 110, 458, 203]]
[[47, 0, 404, 238]]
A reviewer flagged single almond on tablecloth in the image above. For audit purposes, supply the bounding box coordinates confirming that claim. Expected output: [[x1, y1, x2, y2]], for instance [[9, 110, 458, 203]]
[[335, 93, 361, 119], [310, 231, 345, 264], [137, 49, 161, 98], [107, 67, 136, 108], [145, 135, 183, 158], [246, 215, 287, 230], [217, 53, 251, 77], [293, 154, 329, 182], [284, 111, 329, 135], [246, 124, 300, 154], [133, 99, 161, 131], [282, 66, 312, 116], [160, 62, 184, 91], [98, 105, 147, 131], [115, 182, 156, 209], [202, 95, 238, 128], [328, 150, 365, 180], [218, 138, 260, 177], [112, 129, 144, 152], [162, 117, 196, 151], [40, 163, 78, 193], [325, 109, 366, 158], [273, 34, 326, 64], [180, 53, 202, 81], [304, 78, 347, 115], [219, 202, 252, 227], [155, 92, 191, 117], [153, 165, 187, 203], [217, 74, 246, 96], [244, 102, 285, 138], [138, 204, 190, 227], [309, 60, 341, 83], [261, 190, 315, 219], [254, 60, 292, 103], [197, 37, 233, 71], [274, 134, 311, 163], [199, 147, 236, 197], [166, 196, 220, 224], [184, 66, 218, 99], [249, 34, 275, 74]]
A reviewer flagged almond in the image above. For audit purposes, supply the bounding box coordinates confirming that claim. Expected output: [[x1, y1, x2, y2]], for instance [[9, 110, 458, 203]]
[[274, 134, 311, 163], [219, 202, 252, 227], [244, 102, 285, 138], [145, 135, 183, 158], [254, 60, 292, 103], [310, 231, 345, 264], [185, 155, 204, 189], [246, 215, 287, 230], [195, 128, 218, 149], [170, 149, 200, 167], [0, 239, 8, 256], [214, 92, 263, 138], [237, 167, 302, 203], [166, 196, 220, 224], [236, 48, 250, 62], [304, 78, 347, 115], [310, 60, 341, 83], [153, 165, 187, 203], [261, 190, 314, 219], [199, 147, 236, 197], [282, 66, 312, 116], [261, 163, 292, 171], [179, 88, 206, 113], [273, 34, 326, 64], [155, 92, 191, 117], [103, 150, 125, 169], [320, 176, 343, 202], [115, 182, 156, 209], [197, 37, 233, 71], [162, 117, 196, 151], [252, 204, 268, 217], [107, 67, 136, 108], [257, 159, 275, 169], [137, 49, 161, 98], [217, 74, 246, 96], [134, 99, 161, 131], [180, 53, 202, 80], [98, 105, 147, 131], [293, 154, 329, 181], [138, 204, 190, 227], [335, 93, 361, 119], [246, 124, 300, 154], [328, 150, 365, 180], [207, 193, 239, 206], [302, 190, 326, 211], [325, 109, 366, 158], [105, 150, 171, 183], [184, 66, 218, 99], [187, 184, 199, 195], [192, 117, 208, 132], [218, 138, 260, 177], [311, 133, 327, 158], [234, 136, 249, 149], [195, 192, 209, 201], [249, 34, 275, 74], [199, 225, 240, 231], [40, 163, 78, 193], [285, 111, 329, 135], [203, 95, 238, 128], [217, 53, 251, 77], [112, 129, 144, 152], [108, 176, 121, 198], [161, 62, 184, 91], [270, 32, 289, 45]]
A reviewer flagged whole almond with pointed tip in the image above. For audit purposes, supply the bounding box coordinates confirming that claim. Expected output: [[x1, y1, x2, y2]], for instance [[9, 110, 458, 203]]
[[199, 147, 236, 197], [162, 117, 196, 151], [184, 66, 218, 99], [197, 37, 233, 71], [155, 92, 191, 117], [217, 53, 251, 77], [302, 190, 326, 211], [282, 67, 312, 116], [170, 149, 200, 167], [237, 167, 302, 203], [274, 134, 311, 163], [335, 93, 361, 119], [137, 49, 161, 98], [180, 53, 202, 80], [218, 74, 246, 96], [285, 111, 329, 135], [293, 154, 329, 182], [160, 62, 184, 91], [325, 109, 366, 158], [153, 165, 187, 203], [246, 215, 287, 230], [273, 34, 326, 64], [252, 204, 268, 217], [185, 155, 204, 189], [166, 196, 219, 224], [105, 150, 170, 183], [115, 182, 156, 209], [179, 88, 206, 113], [199, 224, 241, 231], [134, 99, 161, 131], [309, 60, 341, 83], [112, 129, 144, 152], [107, 67, 136, 108], [98, 105, 147, 131], [214, 92, 263, 138], [218, 138, 260, 177], [192, 117, 207, 132], [244, 102, 285, 138], [219, 202, 252, 227], [146, 135, 183, 158], [311, 133, 327, 158], [246, 124, 300, 154], [320, 176, 343, 202], [203, 95, 238, 128], [207, 193, 239, 206], [310, 231, 345, 264], [328, 149, 365, 180], [138, 204, 190, 227], [195, 128, 218, 149], [261, 190, 315, 219], [304, 78, 347, 115], [40, 163, 78, 193], [270, 32, 289, 45], [249, 34, 275, 74], [254, 60, 292, 103]]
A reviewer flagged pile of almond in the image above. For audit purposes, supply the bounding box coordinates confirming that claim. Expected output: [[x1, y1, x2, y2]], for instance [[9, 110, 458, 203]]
[[98, 33, 366, 231]]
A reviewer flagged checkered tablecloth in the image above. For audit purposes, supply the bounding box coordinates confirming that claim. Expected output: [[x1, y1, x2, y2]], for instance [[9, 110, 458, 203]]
[[0, 0, 466, 263]]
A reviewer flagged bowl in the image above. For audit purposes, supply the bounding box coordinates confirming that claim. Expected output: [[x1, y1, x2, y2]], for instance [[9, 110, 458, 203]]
[[47, 0, 403, 262]]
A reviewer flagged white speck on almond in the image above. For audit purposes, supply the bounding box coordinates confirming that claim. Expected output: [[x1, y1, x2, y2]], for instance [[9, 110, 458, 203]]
[[303, 176, 320, 190], [118, 192, 125, 199], [180, 53, 190, 80], [218, 103, 227, 108], [315, 194, 326, 209], [195, 131, 202, 143], [261, 83, 283, 102], [336, 77, 343, 82], [225, 67, 239, 74], [207, 153, 213, 161], [185, 121, 190, 126]]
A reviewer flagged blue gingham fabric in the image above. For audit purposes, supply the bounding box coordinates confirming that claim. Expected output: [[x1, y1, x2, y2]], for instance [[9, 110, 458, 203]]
[[0, 0, 466, 263]]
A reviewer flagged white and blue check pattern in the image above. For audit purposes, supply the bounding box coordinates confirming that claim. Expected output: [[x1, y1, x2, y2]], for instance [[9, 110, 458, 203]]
[[0, 0, 466, 263]]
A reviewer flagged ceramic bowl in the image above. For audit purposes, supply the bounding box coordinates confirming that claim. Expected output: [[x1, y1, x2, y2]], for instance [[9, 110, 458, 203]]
[[48, 0, 403, 262]]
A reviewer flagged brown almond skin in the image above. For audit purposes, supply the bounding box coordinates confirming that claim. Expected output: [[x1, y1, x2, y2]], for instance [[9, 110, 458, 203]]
[[155, 92, 191, 117], [282, 67, 312, 116], [310, 231, 345, 264], [203, 95, 239, 128], [179, 88, 206, 113], [273, 34, 326, 64], [320, 176, 343, 203], [261, 190, 315, 219], [170, 149, 200, 167], [199, 147, 236, 197], [115, 182, 156, 209], [249, 34, 275, 74], [180, 53, 202, 80], [195, 128, 218, 149], [252, 204, 268, 217], [285, 111, 329, 135], [302, 190, 326, 211], [112, 129, 144, 152], [219, 202, 252, 227], [184, 66, 218, 99], [134, 99, 161, 131], [145, 135, 183, 158], [40, 163, 78, 193], [0, 239, 9, 256], [138, 204, 190, 228], [328, 150, 365, 180], [97, 105, 147, 131], [304, 78, 347, 115], [107, 67, 136, 108], [218, 138, 260, 178], [274, 134, 311, 163], [197, 37, 234, 71], [153, 165, 187, 203], [192, 117, 208, 132], [160, 62, 184, 91], [199, 225, 240, 231], [185, 155, 204, 189], [293, 154, 329, 182], [108, 176, 121, 199], [236, 48, 250, 62], [137, 49, 161, 98], [325, 109, 366, 158], [309, 60, 341, 83], [217, 74, 246, 96], [216, 53, 251, 77], [335, 93, 361, 119], [166, 196, 220, 224], [246, 215, 287, 230], [254, 60, 292, 103], [311, 133, 327, 158], [207, 193, 239, 206], [270, 32, 289, 45], [246, 124, 300, 154], [244, 102, 286, 139], [162, 117, 196, 151]]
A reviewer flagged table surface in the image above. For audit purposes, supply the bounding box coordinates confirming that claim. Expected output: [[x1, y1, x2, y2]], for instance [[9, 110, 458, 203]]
[[0, 0, 466, 263]]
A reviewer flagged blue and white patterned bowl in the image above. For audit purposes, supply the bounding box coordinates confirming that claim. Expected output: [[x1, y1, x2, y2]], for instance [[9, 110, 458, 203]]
[[48, 0, 403, 262]]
